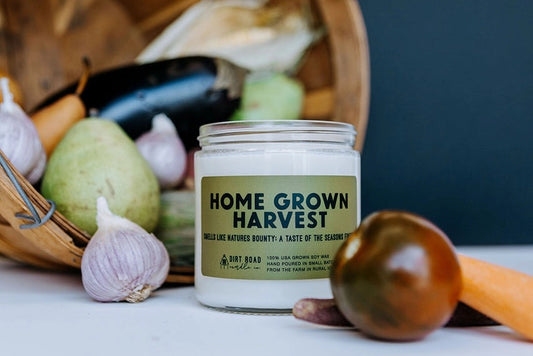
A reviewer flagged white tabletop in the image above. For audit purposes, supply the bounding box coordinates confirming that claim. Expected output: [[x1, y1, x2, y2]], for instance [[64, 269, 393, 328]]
[[1, 245, 532, 356]]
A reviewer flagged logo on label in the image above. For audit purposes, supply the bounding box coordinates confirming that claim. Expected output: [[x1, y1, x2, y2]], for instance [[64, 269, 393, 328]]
[[220, 254, 229, 269]]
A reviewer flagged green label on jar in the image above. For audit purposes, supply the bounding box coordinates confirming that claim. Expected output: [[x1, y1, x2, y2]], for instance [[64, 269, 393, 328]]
[[201, 175, 358, 280]]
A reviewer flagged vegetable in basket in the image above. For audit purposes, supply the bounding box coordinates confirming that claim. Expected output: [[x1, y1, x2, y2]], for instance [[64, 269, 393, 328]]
[[230, 72, 304, 121], [135, 113, 187, 190], [33, 56, 246, 150], [41, 119, 160, 235], [0, 78, 46, 184]]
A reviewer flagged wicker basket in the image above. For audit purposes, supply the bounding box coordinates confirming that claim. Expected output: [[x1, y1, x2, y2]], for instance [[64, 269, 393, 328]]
[[0, 0, 369, 284]]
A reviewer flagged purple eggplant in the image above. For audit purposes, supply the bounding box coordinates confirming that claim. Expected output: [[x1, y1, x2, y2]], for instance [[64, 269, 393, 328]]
[[33, 56, 246, 150]]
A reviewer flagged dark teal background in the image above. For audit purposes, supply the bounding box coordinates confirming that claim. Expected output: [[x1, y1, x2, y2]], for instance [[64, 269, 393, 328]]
[[358, 1, 533, 244]]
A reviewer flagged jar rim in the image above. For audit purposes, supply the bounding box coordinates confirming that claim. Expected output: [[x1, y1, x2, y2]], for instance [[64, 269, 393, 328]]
[[198, 120, 357, 146]]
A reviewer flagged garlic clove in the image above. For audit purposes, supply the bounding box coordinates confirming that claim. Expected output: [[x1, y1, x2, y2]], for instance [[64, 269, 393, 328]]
[[135, 113, 187, 189], [81, 196, 170, 303], [0, 77, 46, 183], [25, 148, 46, 184]]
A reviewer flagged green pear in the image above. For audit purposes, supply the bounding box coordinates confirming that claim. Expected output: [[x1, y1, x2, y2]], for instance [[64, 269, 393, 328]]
[[229, 72, 304, 121], [41, 118, 160, 235]]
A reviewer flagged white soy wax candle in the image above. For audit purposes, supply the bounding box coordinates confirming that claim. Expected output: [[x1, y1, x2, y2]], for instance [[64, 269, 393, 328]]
[[194, 120, 360, 312]]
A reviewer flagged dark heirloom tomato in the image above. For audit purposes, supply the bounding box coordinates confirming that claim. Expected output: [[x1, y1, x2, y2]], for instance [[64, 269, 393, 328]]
[[330, 210, 462, 341]]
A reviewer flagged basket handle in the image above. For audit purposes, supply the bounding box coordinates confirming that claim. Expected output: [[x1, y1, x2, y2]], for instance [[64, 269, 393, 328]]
[[0, 153, 56, 229]]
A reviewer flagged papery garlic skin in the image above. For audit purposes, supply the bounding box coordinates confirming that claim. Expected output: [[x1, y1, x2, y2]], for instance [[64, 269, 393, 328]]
[[0, 78, 46, 184], [135, 113, 187, 189], [25, 149, 46, 184], [81, 196, 170, 303]]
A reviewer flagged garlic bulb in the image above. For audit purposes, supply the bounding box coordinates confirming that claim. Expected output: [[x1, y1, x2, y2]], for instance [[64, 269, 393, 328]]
[[0, 77, 46, 184], [135, 113, 187, 189], [81, 196, 170, 303]]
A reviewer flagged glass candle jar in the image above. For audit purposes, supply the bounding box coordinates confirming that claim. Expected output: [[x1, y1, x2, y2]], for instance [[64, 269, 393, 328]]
[[194, 120, 360, 312]]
